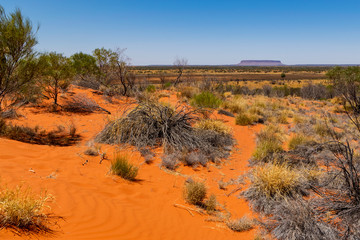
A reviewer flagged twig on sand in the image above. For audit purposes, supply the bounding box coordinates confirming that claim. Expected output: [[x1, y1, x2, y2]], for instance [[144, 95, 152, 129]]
[[225, 187, 242, 197], [173, 203, 205, 216], [174, 204, 195, 216]]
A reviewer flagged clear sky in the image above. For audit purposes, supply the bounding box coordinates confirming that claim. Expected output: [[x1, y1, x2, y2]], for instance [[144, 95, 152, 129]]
[[2, 0, 360, 65]]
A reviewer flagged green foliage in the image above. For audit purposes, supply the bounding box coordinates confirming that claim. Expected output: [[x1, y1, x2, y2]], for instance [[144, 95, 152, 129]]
[[0, 6, 39, 109], [146, 84, 156, 93], [184, 180, 207, 205], [164, 82, 172, 88], [70, 52, 99, 81], [38, 52, 74, 104], [110, 155, 138, 181], [190, 91, 222, 109]]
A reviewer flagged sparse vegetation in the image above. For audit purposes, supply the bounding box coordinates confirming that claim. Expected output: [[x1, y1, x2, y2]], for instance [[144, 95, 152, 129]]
[[0, 119, 80, 146], [190, 92, 222, 109], [184, 180, 207, 206], [0, 185, 59, 235], [226, 216, 254, 232], [110, 155, 138, 181]]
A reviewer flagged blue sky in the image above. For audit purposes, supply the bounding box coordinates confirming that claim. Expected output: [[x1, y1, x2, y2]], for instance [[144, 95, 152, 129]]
[[2, 0, 360, 65]]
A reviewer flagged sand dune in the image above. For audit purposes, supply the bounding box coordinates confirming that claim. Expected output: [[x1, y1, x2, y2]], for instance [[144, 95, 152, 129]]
[[0, 86, 259, 240]]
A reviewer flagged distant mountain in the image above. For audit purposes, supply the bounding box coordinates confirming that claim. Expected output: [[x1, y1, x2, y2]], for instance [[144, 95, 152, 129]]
[[238, 60, 285, 66]]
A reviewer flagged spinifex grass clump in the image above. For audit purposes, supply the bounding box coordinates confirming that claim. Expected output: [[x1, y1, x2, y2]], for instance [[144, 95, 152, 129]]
[[0, 185, 59, 235], [110, 155, 138, 181], [96, 102, 234, 160], [252, 124, 284, 163], [243, 162, 305, 214]]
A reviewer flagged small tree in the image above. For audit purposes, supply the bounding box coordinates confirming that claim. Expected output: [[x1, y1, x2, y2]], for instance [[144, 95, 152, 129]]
[[0, 6, 38, 110], [173, 57, 188, 86], [70, 52, 98, 81], [113, 48, 132, 96], [38, 52, 73, 105], [92, 47, 117, 87], [281, 72, 286, 82]]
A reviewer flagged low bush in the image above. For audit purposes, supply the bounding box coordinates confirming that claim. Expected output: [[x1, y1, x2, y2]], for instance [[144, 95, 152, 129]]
[[0, 119, 80, 146], [226, 216, 254, 232], [0, 185, 58, 234], [183, 152, 208, 167], [161, 153, 179, 170], [265, 200, 338, 240], [0, 109, 22, 119], [63, 94, 110, 114], [110, 155, 138, 181], [96, 102, 234, 160], [190, 92, 222, 109], [184, 180, 207, 206]]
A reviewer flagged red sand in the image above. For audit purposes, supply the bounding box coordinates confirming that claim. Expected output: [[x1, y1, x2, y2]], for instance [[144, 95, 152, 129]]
[[0, 86, 260, 240]]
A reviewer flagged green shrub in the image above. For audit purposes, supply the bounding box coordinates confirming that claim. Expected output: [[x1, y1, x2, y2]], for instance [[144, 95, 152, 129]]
[[191, 92, 222, 109], [164, 82, 172, 88], [110, 155, 138, 181], [146, 85, 156, 93], [184, 180, 207, 205]]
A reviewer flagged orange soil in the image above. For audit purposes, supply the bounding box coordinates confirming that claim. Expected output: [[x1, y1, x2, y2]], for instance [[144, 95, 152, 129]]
[[0, 86, 260, 240]]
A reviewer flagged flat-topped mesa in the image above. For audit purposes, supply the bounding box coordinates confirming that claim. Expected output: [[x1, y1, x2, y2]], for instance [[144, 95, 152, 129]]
[[238, 60, 285, 66]]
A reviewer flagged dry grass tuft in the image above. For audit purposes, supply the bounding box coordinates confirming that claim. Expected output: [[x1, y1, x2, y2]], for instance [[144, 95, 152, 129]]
[[251, 163, 301, 198], [288, 134, 312, 150], [195, 119, 231, 135], [110, 155, 138, 181], [226, 216, 255, 232], [0, 185, 59, 235], [184, 180, 207, 206]]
